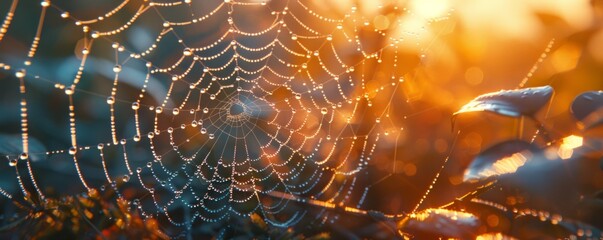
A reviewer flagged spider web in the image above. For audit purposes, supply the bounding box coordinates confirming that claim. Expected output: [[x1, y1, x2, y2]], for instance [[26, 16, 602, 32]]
[[0, 0, 450, 234]]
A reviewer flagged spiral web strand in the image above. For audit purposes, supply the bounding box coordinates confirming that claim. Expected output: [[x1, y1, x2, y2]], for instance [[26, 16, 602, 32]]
[[0, 0, 450, 234]]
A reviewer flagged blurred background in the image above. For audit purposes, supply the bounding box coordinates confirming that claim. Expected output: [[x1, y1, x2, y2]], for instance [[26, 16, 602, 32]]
[[1, 0, 603, 238]]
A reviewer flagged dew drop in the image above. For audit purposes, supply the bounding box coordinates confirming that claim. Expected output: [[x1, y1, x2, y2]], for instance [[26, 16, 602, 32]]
[[122, 175, 130, 182], [97, 143, 104, 150], [183, 48, 192, 56], [200, 128, 207, 134], [112, 65, 122, 73], [15, 69, 25, 78], [131, 102, 140, 110], [321, 108, 328, 114], [68, 147, 77, 155], [209, 133, 215, 139], [8, 159, 17, 167], [172, 108, 180, 115], [106, 96, 115, 104], [19, 153, 28, 160]]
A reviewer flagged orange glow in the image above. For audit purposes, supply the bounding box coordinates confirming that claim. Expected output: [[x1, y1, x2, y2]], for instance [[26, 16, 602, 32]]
[[561, 135, 583, 149], [551, 43, 582, 72], [465, 152, 530, 181], [465, 67, 484, 85], [558, 135, 583, 160], [412, 208, 476, 222], [476, 233, 516, 240], [403, 163, 417, 176]]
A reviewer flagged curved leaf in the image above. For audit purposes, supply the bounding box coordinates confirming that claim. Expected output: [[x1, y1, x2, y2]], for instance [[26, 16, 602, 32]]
[[571, 91, 603, 121], [511, 214, 603, 239], [399, 208, 480, 238], [571, 91, 603, 129], [458, 198, 513, 232], [464, 140, 538, 183], [581, 108, 603, 130], [454, 86, 553, 119], [0, 134, 47, 162]]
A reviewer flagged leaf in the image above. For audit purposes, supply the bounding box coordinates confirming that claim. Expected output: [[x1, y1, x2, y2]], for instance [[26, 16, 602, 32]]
[[459, 199, 513, 232], [453, 86, 554, 127], [0, 134, 47, 162], [399, 208, 480, 239], [571, 91, 603, 130], [571, 91, 603, 121], [581, 108, 603, 130], [464, 140, 538, 183], [511, 214, 603, 239]]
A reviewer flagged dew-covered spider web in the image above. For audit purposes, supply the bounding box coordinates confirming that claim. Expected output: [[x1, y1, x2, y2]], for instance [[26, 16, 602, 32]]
[[0, 0, 452, 235]]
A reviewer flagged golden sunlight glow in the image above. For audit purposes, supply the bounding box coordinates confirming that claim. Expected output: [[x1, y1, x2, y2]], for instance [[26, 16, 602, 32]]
[[589, 29, 603, 66], [412, 208, 476, 222], [409, 0, 451, 20], [562, 135, 584, 149], [465, 67, 484, 85], [476, 232, 517, 240], [455, 0, 592, 41], [551, 43, 582, 72], [558, 135, 583, 160], [465, 152, 530, 181], [373, 15, 391, 30]]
